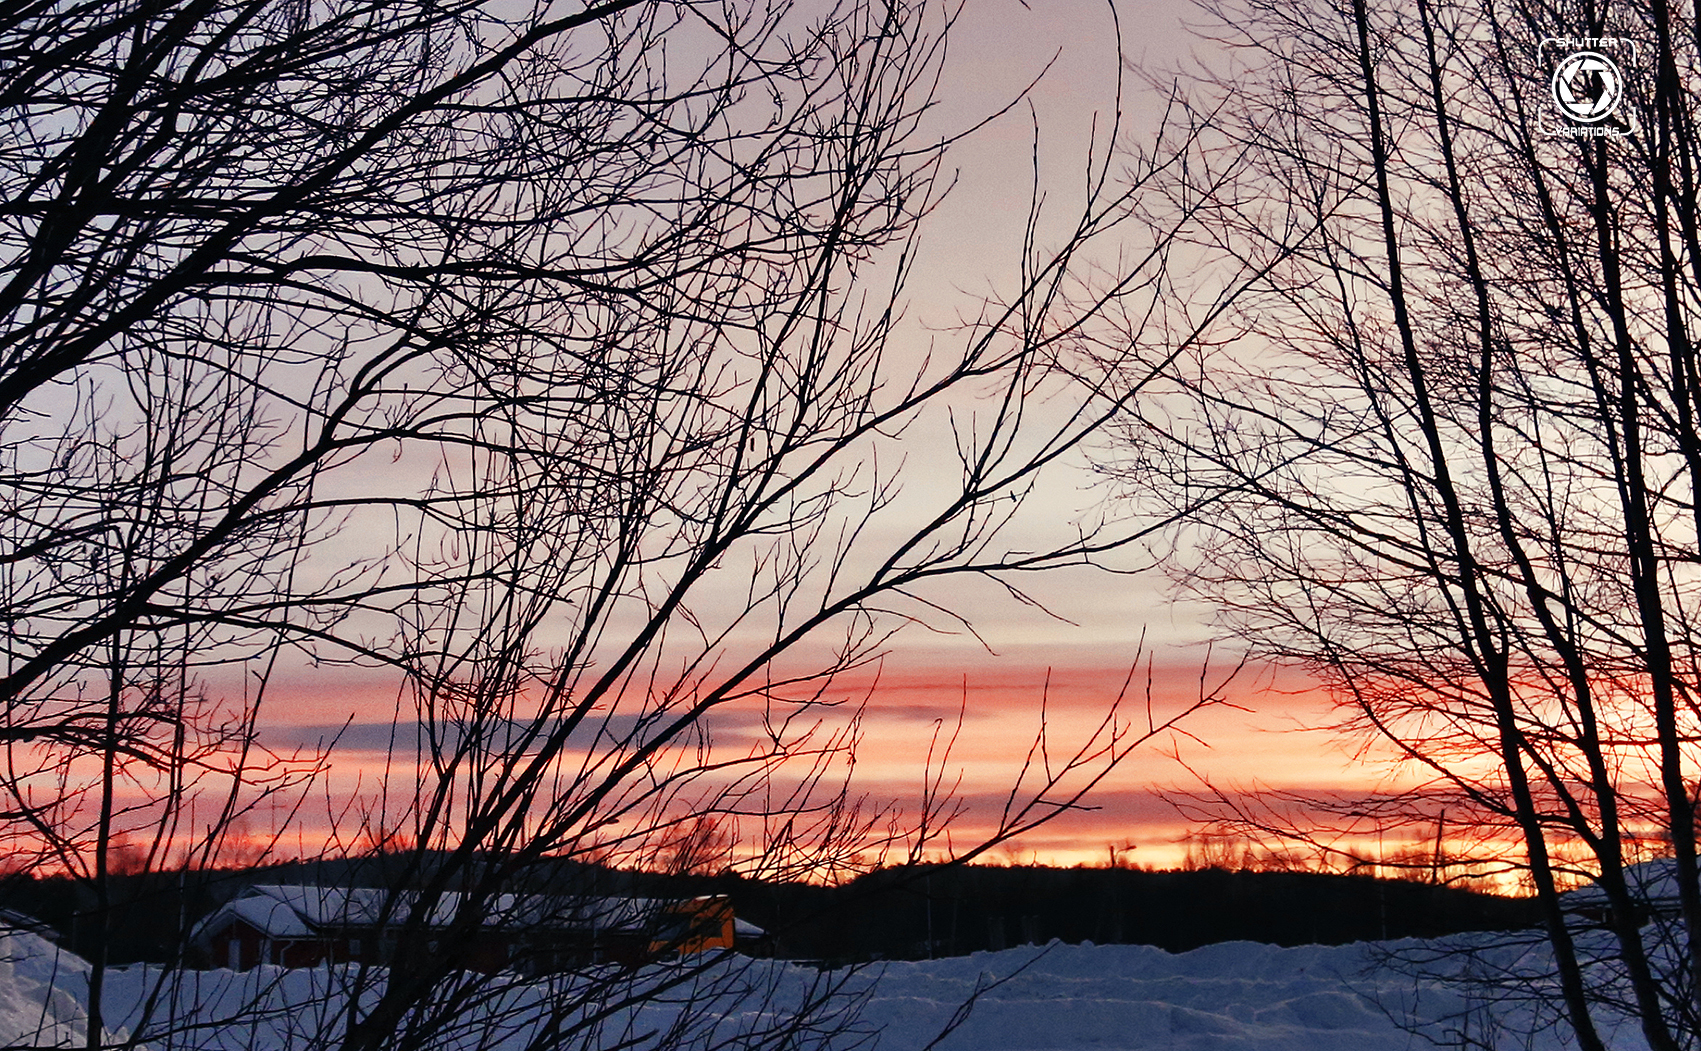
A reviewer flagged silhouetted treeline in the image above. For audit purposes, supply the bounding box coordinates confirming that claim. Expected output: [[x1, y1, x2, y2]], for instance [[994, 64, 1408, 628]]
[[1, 858, 1538, 968], [716, 865, 1540, 963]]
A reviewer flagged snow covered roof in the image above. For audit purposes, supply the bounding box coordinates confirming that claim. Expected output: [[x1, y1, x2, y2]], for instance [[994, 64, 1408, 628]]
[[733, 918, 764, 939], [0, 909, 58, 942], [195, 885, 664, 943]]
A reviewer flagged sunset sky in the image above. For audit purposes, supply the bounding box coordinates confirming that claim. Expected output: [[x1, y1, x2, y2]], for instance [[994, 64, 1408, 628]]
[[26, 10, 1701, 1051], [238, 0, 1370, 873]]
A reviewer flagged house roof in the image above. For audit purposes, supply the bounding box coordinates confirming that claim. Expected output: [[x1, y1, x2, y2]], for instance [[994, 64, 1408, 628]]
[[195, 885, 663, 943], [733, 918, 763, 938], [0, 908, 58, 941]]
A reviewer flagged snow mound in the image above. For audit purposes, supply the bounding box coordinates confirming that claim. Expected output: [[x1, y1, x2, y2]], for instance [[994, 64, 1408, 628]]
[[861, 941, 1440, 1051], [3, 930, 1640, 1051], [0, 930, 108, 1048]]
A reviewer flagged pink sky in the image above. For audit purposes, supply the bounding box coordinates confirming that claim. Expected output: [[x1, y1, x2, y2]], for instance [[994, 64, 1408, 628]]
[[255, 649, 1359, 871], [236, 1, 1372, 875], [247, 0, 1367, 874]]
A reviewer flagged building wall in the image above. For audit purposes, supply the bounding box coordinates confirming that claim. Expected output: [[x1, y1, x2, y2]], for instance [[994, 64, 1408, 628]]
[[649, 897, 736, 957], [207, 920, 363, 971], [209, 921, 265, 971]]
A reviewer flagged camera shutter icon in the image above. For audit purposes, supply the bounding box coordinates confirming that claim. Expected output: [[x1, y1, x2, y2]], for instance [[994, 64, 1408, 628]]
[[1552, 51, 1624, 122]]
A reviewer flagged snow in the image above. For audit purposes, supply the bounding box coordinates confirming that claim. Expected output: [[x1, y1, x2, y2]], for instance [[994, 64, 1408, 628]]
[[0, 928, 129, 1048], [1562, 858, 1683, 911], [867, 942, 1414, 1050], [0, 926, 1644, 1050], [846, 938, 1620, 1051]]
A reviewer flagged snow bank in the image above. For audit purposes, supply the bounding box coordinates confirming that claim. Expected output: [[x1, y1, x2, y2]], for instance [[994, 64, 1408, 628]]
[[0, 930, 119, 1048], [855, 936, 1643, 1051], [863, 941, 1417, 1051], [3, 931, 1648, 1050]]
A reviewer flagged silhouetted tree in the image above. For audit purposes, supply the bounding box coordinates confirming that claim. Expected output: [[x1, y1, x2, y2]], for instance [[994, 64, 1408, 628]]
[[2, 0, 1241, 1049], [1118, 0, 1701, 1046]]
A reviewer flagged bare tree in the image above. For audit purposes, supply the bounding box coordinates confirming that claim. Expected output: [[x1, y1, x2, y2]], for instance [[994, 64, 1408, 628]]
[[2, 0, 1246, 1049], [1115, 0, 1701, 1046]]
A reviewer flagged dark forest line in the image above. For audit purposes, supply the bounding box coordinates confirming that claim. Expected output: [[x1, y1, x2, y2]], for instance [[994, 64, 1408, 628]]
[[733, 864, 1539, 963], [2, 859, 1539, 968]]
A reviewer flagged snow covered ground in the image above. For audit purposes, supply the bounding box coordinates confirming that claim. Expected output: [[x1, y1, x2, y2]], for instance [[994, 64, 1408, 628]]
[[847, 936, 1639, 1051], [0, 928, 1639, 1050]]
